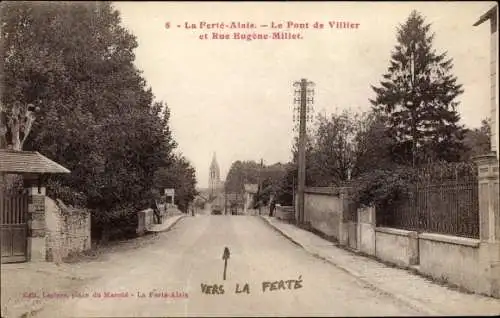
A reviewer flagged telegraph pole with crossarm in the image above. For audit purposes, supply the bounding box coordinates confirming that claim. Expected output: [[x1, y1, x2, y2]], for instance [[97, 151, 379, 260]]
[[293, 78, 315, 225]]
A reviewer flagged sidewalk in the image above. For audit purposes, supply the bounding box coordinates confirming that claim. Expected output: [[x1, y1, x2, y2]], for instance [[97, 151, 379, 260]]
[[260, 215, 500, 316], [147, 214, 187, 232]]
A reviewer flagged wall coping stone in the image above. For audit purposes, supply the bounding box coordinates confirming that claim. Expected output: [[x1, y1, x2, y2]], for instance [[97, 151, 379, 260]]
[[276, 205, 294, 211], [472, 152, 497, 165], [304, 186, 354, 196], [376, 227, 418, 238], [418, 232, 480, 248], [305, 187, 340, 195]]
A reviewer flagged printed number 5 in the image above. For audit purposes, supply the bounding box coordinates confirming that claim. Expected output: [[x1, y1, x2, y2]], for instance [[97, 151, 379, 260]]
[[165, 22, 170, 29]]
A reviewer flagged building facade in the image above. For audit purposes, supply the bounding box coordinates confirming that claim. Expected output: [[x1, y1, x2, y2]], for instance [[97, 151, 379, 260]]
[[474, 4, 499, 158]]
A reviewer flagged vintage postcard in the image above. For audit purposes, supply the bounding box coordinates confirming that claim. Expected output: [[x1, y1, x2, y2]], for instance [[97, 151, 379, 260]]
[[1, 1, 499, 317]]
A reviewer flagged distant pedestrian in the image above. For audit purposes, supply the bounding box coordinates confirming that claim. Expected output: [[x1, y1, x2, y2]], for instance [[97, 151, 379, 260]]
[[270, 199, 276, 217], [150, 189, 162, 224]]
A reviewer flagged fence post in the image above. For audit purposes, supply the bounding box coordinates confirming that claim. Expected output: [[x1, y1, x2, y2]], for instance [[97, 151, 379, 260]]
[[339, 187, 352, 247], [474, 152, 499, 298], [357, 206, 376, 256], [136, 210, 145, 236]]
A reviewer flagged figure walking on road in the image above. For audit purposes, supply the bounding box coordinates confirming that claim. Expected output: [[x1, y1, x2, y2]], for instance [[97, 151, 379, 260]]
[[270, 199, 276, 217]]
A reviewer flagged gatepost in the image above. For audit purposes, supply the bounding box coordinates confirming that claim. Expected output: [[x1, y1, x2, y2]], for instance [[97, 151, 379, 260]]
[[27, 185, 47, 262], [338, 187, 350, 247], [475, 152, 500, 298]]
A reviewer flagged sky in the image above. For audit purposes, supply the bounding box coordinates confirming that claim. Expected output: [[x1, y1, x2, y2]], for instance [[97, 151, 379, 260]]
[[113, 1, 495, 188]]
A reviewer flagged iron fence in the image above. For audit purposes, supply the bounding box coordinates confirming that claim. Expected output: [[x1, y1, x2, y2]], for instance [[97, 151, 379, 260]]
[[377, 162, 479, 238]]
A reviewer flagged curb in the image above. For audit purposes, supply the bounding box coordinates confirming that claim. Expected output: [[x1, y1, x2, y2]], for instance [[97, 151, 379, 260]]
[[259, 217, 305, 249], [166, 214, 187, 231], [259, 216, 440, 316], [147, 214, 187, 233]]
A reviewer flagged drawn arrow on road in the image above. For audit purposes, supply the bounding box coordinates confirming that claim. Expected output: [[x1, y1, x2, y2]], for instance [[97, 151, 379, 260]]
[[222, 247, 230, 280]]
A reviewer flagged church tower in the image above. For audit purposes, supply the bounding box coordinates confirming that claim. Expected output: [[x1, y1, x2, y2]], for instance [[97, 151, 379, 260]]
[[209, 152, 220, 198]]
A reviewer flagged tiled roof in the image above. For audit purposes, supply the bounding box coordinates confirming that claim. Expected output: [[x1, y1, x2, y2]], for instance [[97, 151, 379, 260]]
[[244, 183, 258, 194], [0, 150, 70, 174]]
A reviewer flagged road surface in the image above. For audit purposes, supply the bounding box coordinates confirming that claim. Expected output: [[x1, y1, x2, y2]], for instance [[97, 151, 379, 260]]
[[34, 215, 426, 317]]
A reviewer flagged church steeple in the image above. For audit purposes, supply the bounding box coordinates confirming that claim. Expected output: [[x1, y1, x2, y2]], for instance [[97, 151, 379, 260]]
[[210, 152, 218, 172], [209, 152, 220, 197]]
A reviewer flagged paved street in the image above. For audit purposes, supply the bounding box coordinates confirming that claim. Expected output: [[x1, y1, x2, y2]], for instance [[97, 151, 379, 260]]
[[30, 214, 427, 317], [2, 2, 499, 318]]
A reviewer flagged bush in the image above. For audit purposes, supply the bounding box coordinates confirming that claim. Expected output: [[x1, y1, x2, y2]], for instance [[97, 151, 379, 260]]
[[91, 204, 139, 242], [46, 178, 88, 207], [351, 161, 477, 222], [351, 166, 415, 210]]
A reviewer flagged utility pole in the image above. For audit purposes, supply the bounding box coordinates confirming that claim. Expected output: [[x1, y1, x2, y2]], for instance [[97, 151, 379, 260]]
[[293, 78, 315, 225]]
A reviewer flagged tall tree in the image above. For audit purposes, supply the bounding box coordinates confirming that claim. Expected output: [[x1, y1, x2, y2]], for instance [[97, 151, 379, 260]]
[[252, 163, 288, 205], [275, 164, 297, 206], [370, 10, 465, 166], [352, 111, 395, 175], [1, 2, 177, 240], [298, 109, 390, 187], [154, 155, 198, 212], [224, 160, 261, 194], [309, 110, 360, 186], [461, 118, 491, 161]]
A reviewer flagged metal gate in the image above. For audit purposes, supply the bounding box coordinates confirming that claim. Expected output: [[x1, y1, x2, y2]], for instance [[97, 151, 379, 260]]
[[1, 193, 29, 263]]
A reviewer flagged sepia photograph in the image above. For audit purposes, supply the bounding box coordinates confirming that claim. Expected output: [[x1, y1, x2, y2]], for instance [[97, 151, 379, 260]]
[[1, 1, 499, 317]]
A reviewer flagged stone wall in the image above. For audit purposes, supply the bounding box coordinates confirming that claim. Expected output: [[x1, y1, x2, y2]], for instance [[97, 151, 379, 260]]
[[304, 187, 342, 240], [261, 205, 270, 216], [418, 233, 486, 294], [357, 206, 375, 256], [268, 153, 499, 297], [353, 154, 499, 298], [355, 210, 498, 298], [286, 171, 499, 298], [45, 197, 91, 262], [374, 227, 419, 267], [275, 205, 295, 222], [303, 187, 356, 244], [137, 208, 154, 236]]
